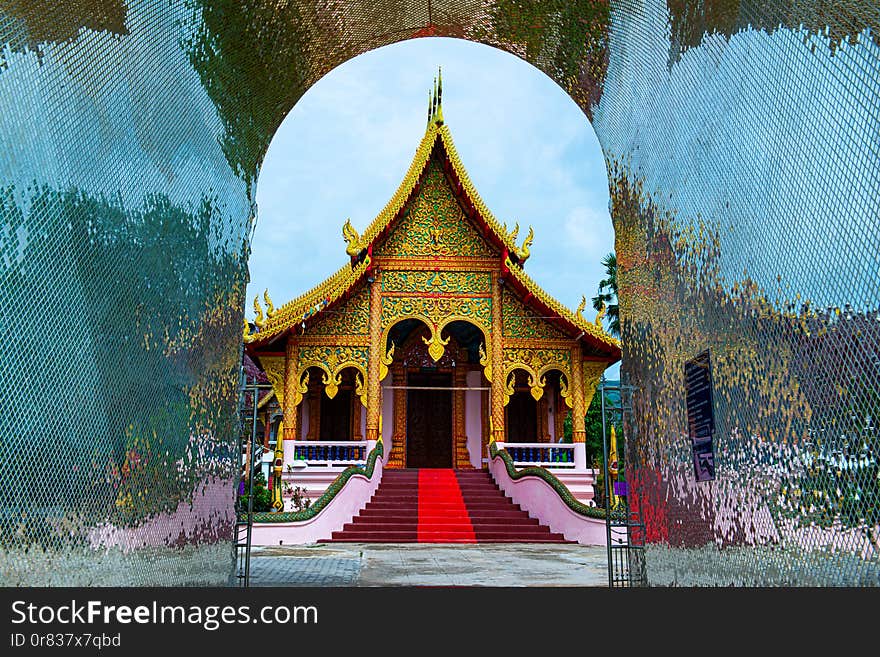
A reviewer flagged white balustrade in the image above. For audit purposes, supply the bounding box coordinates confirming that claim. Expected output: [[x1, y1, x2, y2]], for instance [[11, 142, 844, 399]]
[[498, 442, 577, 468], [289, 440, 368, 468]]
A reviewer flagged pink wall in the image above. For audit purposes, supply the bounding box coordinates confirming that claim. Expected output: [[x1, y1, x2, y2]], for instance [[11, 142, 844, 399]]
[[465, 370, 484, 468], [489, 451, 607, 546], [252, 443, 383, 545]]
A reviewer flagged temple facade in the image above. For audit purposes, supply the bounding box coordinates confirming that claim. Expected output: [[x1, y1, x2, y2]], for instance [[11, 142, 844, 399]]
[[244, 79, 620, 507]]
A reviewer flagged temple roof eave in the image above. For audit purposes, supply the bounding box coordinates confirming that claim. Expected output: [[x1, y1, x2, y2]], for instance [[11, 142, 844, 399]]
[[244, 117, 621, 362]]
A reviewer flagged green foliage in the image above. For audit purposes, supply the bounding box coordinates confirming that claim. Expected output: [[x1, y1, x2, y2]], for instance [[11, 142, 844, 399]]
[[591, 252, 619, 336], [239, 468, 272, 513], [283, 484, 312, 512], [562, 393, 621, 466]]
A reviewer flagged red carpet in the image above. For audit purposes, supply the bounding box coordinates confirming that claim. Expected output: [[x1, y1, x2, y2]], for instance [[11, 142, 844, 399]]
[[417, 469, 476, 543], [322, 468, 570, 543]]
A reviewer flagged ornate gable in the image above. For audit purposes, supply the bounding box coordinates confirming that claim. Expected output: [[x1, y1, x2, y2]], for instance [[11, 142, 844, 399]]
[[502, 286, 570, 340], [305, 284, 370, 336], [375, 156, 498, 260]]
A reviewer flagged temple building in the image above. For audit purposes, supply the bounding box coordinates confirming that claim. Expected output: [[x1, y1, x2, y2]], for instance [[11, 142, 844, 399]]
[[244, 75, 620, 502]]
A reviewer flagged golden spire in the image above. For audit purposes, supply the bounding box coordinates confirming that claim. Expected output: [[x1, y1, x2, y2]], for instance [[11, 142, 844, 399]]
[[435, 66, 444, 124], [427, 67, 444, 126]]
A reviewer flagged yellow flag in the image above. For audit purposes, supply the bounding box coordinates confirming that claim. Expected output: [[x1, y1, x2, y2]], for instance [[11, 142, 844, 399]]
[[608, 425, 619, 478]]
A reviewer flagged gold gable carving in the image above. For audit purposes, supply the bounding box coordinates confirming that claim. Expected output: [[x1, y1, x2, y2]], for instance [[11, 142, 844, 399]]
[[375, 158, 497, 259], [502, 287, 569, 340], [260, 356, 286, 407], [306, 285, 370, 336]]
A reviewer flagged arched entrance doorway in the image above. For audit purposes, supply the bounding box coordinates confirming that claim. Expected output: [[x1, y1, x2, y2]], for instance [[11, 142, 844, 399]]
[[385, 319, 488, 469]]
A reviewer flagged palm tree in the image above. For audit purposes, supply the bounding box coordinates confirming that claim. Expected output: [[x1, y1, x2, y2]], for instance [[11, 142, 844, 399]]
[[592, 252, 619, 337]]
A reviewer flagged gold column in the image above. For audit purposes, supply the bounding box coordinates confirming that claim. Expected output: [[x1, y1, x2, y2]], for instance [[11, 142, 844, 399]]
[[366, 276, 383, 441], [571, 344, 586, 443], [388, 364, 407, 467], [282, 337, 299, 441], [454, 366, 472, 468], [490, 275, 505, 442]]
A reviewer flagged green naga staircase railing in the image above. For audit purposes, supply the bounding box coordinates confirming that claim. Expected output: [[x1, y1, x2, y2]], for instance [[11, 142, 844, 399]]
[[241, 440, 384, 524], [490, 442, 622, 521]]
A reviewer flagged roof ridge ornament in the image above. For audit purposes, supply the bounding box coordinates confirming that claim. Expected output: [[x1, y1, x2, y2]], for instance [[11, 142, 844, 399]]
[[514, 225, 534, 263], [253, 295, 266, 329], [342, 218, 364, 258], [427, 66, 444, 126], [575, 296, 587, 322], [263, 289, 275, 318], [595, 301, 607, 328]]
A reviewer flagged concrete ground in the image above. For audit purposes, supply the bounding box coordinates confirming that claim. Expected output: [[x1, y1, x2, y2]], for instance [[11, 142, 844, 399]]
[[248, 543, 608, 587]]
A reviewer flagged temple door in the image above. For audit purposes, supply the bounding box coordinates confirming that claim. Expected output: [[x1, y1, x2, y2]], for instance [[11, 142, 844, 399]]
[[506, 391, 537, 443], [406, 372, 452, 468], [320, 390, 352, 441]]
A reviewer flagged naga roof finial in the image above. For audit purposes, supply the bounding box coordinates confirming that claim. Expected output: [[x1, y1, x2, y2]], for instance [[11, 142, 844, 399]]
[[508, 221, 520, 244], [253, 295, 266, 330], [342, 218, 363, 258], [576, 296, 587, 322], [263, 289, 275, 318], [514, 225, 534, 263], [595, 301, 607, 328]]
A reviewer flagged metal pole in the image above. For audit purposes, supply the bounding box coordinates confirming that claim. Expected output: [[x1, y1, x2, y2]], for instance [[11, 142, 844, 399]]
[[600, 375, 612, 587], [245, 375, 258, 587]]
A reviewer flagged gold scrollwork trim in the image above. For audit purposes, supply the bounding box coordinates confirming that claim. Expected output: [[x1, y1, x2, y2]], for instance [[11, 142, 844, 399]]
[[297, 345, 369, 400], [260, 356, 286, 407], [479, 342, 492, 382], [355, 372, 367, 408], [379, 343, 395, 381], [559, 373, 573, 409], [503, 372, 516, 407], [293, 370, 309, 408]]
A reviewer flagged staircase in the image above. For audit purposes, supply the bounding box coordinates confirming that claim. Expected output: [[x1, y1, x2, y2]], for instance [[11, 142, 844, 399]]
[[321, 468, 570, 543]]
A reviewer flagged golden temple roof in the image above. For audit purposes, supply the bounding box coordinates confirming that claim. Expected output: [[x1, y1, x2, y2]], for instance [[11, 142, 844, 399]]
[[245, 79, 619, 357]]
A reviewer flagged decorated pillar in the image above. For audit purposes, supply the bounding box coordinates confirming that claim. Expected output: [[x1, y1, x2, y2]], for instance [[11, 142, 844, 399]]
[[282, 337, 300, 443], [490, 275, 505, 443], [454, 366, 471, 468], [366, 276, 383, 442], [571, 343, 587, 469], [388, 364, 407, 467]]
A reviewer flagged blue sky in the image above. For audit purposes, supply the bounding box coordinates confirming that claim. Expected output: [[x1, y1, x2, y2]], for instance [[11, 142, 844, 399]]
[[247, 37, 618, 376]]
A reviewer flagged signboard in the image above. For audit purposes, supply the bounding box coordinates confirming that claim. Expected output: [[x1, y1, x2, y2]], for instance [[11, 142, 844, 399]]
[[685, 350, 716, 482], [613, 481, 628, 497]]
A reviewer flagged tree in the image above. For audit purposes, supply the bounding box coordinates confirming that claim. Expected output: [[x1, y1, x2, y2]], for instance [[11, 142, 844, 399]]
[[591, 252, 619, 337]]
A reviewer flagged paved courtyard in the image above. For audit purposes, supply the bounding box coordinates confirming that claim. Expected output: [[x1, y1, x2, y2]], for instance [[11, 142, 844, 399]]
[[248, 543, 608, 587]]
